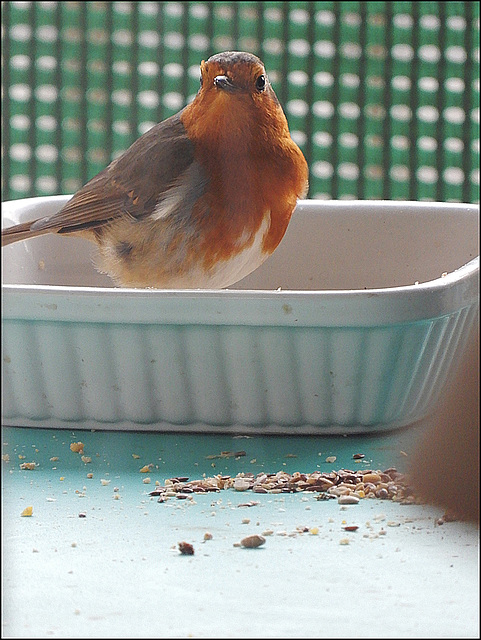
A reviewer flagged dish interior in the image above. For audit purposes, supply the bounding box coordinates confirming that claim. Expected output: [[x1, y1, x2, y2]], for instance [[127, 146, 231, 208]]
[[2, 199, 479, 290]]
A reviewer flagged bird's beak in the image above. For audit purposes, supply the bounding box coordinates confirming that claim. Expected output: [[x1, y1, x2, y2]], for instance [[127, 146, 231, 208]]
[[213, 75, 235, 91]]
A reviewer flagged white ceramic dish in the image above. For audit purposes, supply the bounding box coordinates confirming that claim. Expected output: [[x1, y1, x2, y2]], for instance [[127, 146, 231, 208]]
[[2, 196, 479, 434]]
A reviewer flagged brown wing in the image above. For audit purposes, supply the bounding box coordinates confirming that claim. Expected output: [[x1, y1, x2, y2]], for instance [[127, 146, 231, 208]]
[[30, 111, 196, 235]]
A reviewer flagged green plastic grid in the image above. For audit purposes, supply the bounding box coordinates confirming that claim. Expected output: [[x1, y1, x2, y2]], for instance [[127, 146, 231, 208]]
[[1, 1, 479, 203]]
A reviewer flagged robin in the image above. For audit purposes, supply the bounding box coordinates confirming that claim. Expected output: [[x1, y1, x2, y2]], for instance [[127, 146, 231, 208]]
[[2, 51, 308, 288]]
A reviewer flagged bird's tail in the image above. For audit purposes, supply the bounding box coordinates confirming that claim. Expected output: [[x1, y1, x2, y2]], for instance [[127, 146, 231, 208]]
[[1, 221, 48, 247]]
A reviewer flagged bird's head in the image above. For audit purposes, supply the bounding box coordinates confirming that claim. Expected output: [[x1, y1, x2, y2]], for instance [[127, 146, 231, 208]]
[[199, 51, 278, 103], [183, 51, 288, 143]]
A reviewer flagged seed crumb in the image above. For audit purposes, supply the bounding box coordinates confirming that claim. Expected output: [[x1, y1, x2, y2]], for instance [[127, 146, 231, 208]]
[[240, 534, 266, 548], [20, 462, 36, 470], [338, 495, 360, 505], [178, 541, 194, 555], [70, 442, 84, 454], [21, 506, 33, 517]]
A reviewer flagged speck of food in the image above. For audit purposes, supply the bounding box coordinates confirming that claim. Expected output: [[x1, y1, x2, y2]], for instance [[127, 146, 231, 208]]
[[178, 541, 194, 555], [21, 506, 33, 517], [70, 442, 84, 454], [338, 495, 360, 505], [240, 534, 266, 549], [20, 462, 36, 470]]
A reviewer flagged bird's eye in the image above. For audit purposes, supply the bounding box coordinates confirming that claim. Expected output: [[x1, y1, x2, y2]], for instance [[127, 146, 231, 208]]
[[255, 74, 266, 92]]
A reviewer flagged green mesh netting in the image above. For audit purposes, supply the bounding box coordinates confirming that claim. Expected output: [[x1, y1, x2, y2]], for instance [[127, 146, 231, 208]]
[[1, 1, 479, 203]]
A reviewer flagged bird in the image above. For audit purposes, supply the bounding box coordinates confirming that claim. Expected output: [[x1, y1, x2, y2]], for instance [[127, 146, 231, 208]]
[[2, 51, 308, 289]]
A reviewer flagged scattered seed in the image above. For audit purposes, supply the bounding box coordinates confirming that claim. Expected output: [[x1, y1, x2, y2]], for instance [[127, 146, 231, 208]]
[[352, 453, 365, 459], [21, 506, 33, 517], [362, 473, 382, 484], [203, 532, 213, 541], [20, 462, 36, 470], [78, 512, 86, 518], [325, 456, 337, 463], [178, 541, 194, 555], [70, 442, 84, 454], [234, 478, 250, 491], [100, 479, 110, 486], [339, 538, 350, 545], [148, 467, 419, 507], [338, 495, 360, 505], [240, 534, 266, 548], [343, 525, 359, 531]]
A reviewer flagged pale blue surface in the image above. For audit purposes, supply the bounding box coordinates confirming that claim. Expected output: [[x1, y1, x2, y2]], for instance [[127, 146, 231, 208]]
[[2, 425, 479, 639]]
